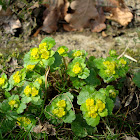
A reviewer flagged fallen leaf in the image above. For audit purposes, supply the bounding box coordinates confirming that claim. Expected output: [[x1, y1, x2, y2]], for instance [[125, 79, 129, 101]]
[[41, 0, 69, 33], [0, 8, 21, 35], [64, 0, 98, 30], [33, 121, 56, 135], [64, 0, 106, 32], [103, 0, 133, 26], [102, 31, 107, 37]]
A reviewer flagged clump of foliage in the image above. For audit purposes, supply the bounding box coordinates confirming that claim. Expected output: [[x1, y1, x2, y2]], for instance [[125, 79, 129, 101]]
[[0, 37, 130, 139]]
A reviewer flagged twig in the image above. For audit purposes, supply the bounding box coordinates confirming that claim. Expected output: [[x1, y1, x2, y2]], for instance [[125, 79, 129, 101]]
[[129, 92, 139, 113], [124, 54, 137, 62], [45, 66, 50, 89], [117, 43, 129, 59]]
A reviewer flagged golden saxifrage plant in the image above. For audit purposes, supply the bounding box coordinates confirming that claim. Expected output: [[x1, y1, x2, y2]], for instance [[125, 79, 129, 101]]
[[0, 37, 129, 138]]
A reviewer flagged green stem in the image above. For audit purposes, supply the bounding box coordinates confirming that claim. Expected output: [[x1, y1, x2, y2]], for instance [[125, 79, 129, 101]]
[[63, 57, 67, 70]]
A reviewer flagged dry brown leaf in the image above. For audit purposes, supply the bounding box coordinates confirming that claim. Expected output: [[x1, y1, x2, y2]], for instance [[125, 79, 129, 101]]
[[103, 0, 133, 26], [64, 0, 98, 30], [41, 0, 69, 33], [0, 8, 21, 34], [33, 122, 56, 135], [91, 7, 106, 32], [64, 0, 106, 32]]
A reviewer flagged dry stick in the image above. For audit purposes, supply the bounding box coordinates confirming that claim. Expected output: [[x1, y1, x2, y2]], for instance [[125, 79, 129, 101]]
[[129, 92, 139, 113], [45, 66, 50, 89], [117, 43, 129, 59]]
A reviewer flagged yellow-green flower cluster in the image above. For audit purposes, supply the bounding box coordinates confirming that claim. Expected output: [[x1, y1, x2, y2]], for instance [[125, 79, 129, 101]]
[[72, 62, 82, 74], [30, 48, 39, 59], [24, 85, 39, 97], [13, 71, 21, 84], [73, 50, 83, 57], [109, 89, 117, 98], [119, 58, 127, 66], [86, 98, 105, 118], [0, 77, 5, 86], [8, 100, 18, 108], [35, 78, 42, 85], [17, 117, 31, 127], [52, 100, 66, 118], [30, 43, 50, 60], [103, 61, 116, 75], [26, 65, 35, 71], [58, 48, 66, 55]]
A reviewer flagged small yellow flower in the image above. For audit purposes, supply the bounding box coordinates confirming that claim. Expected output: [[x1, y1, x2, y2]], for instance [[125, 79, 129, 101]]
[[73, 51, 82, 57], [103, 61, 116, 75], [72, 62, 82, 74], [24, 85, 31, 96], [13, 71, 21, 84], [8, 100, 16, 106], [88, 111, 98, 118], [35, 78, 42, 85], [13, 71, 19, 78], [57, 100, 66, 108], [58, 48, 65, 55], [31, 48, 39, 59], [17, 117, 31, 127], [31, 87, 38, 97], [119, 59, 127, 65], [39, 43, 47, 50], [103, 61, 110, 66], [52, 109, 59, 115], [52, 108, 66, 118], [26, 65, 35, 71], [96, 100, 105, 113], [41, 50, 50, 59], [57, 108, 66, 118], [86, 99, 94, 107], [0, 78, 5, 86]]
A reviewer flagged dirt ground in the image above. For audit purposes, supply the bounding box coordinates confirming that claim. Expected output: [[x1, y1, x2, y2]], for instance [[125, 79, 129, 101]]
[[0, 27, 140, 60]]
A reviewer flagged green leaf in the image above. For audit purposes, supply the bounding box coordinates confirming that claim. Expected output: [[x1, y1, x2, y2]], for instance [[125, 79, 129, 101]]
[[98, 108, 108, 117], [105, 98, 114, 115], [87, 56, 96, 68], [4, 91, 11, 98], [85, 69, 101, 86], [50, 52, 62, 71], [86, 116, 100, 127], [24, 52, 39, 65], [71, 78, 86, 89], [63, 110, 75, 123], [133, 71, 140, 88], [78, 68, 90, 79], [71, 114, 96, 138], [21, 96, 32, 104], [17, 103, 26, 114], [94, 90, 106, 102], [41, 37, 56, 50], [77, 85, 95, 105], [0, 100, 10, 112], [42, 57, 55, 67], [31, 96, 40, 102], [93, 58, 104, 69]]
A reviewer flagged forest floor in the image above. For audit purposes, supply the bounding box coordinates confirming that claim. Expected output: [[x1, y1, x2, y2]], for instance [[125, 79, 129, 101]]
[[0, 0, 140, 139]]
